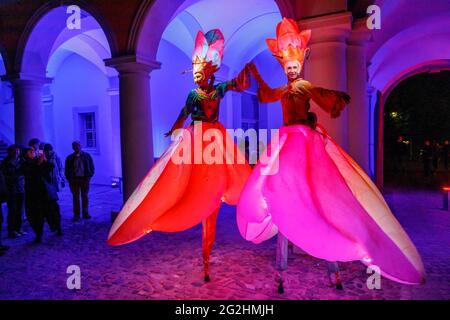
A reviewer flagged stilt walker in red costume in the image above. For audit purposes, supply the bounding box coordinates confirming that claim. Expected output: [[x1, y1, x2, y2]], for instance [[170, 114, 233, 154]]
[[237, 18, 425, 292], [108, 29, 252, 282]]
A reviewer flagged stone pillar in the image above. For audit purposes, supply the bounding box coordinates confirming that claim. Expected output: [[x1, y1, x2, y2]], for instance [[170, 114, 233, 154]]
[[299, 13, 352, 149], [347, 19, 372, 172], [2, 76, 50, 146], [107, 76, 122, 180], [105, 55, 161, 201]]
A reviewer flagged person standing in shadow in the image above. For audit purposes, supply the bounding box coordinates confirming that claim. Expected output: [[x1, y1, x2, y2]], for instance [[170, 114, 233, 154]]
[[65, 141, 94, 222], [22, 147, 58, 243], [1, 145, 26, 239], [0, 169, 11, 255], [422, 140, 433, 178], [43, 144, 63, 236], [442, 139, 449, 171]]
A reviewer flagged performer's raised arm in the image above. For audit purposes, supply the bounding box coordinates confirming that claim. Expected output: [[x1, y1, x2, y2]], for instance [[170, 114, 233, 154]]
[[248, 63, 284, 103], [310, 86, 350, 118], [214, 63, 252, 98], [289, 79, 351, 119]]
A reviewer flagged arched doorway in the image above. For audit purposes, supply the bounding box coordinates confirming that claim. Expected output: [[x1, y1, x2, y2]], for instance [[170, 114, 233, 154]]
[[382, 69, 450, 188], [15, 4, 120, 185], [368, 0, 450, 187]]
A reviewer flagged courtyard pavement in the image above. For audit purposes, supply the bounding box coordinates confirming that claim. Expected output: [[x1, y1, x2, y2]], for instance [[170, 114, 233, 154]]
[[0, 184, 449, 300]]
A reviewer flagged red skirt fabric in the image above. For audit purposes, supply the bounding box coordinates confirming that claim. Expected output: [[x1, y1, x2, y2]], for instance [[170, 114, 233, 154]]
[[108, 122, 251, 246]]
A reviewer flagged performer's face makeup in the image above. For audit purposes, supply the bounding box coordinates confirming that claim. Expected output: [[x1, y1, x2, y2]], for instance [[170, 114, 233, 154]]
[[284, 60, 302, 81], [193, 71, 205, 84]]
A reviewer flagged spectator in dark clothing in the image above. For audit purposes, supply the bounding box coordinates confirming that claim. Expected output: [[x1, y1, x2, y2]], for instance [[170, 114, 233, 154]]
[[1, 145, 26, 238], [393, 135, 408, 174], [28, 138, 41, 155], [432, 141, 440, 173], [43, 144, 63, 236], [65, 141, 94, 221], [22, 147, 59, 243], [442, 139, 449, 171], [421, 140, 433, 177], [0, 170, 11, 255], [43, 144, 65, 192]]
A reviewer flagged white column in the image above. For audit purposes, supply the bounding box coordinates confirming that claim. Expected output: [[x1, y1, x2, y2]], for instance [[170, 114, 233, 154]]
[[105, 55, 161, 200], [4, 76, 51, 146], [347, 19, 372, 172], [299, 13, 352, 149], [107, 76, 122, 179]]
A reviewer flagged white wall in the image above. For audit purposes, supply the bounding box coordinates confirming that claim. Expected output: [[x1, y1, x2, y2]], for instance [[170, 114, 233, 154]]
[[150, 40, 197, 157], [252, 50, 286, 131], [0, 80, 14, 144], [50, 53, 120, 185]]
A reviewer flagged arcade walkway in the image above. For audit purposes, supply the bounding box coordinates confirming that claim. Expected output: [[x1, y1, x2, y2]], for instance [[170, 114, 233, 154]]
[[0, 185, 449, 300]]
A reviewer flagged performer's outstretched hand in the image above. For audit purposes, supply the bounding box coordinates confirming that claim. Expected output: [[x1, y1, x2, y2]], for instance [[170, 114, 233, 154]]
[[340, 92, 351, 105], [246, 62, 264, 85]]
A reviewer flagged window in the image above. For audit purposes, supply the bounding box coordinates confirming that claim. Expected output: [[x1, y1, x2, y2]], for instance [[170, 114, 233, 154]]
[[241, 93, 260, 163], [79, 112, 97, 149], [241, 93, 259, 131]]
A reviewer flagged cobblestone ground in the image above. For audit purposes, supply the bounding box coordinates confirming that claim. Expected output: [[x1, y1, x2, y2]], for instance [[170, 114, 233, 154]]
[[0, 185, 449, 300]]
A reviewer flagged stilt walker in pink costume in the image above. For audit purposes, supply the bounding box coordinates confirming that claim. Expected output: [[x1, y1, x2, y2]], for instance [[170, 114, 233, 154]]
[[108, 29, 252, 282], [237, 18, 425, 292]]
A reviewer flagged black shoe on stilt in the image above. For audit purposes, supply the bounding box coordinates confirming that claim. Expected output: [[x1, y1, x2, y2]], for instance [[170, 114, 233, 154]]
[[334, 272, 344, 290], [204, 275, 210, 282], [277, 281, 284, 294]]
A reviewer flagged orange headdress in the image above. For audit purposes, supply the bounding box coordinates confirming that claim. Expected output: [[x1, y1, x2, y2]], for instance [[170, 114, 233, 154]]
[[266, 18, 311, 66], [192, 29, 225, 79]]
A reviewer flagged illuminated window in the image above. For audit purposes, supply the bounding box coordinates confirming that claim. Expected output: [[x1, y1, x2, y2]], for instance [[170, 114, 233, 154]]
[[79, 112, 97, 149]]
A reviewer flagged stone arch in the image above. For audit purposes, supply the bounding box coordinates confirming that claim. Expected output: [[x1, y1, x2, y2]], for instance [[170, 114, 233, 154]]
[[15, 0, 118, 76], [373, 60, 450, 186], [367, 0, 450, 186]]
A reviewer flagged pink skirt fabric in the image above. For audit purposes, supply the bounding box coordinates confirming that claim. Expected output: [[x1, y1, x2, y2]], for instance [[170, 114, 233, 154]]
[[237, 124, 425, 284], [108, 122, 251, 246]]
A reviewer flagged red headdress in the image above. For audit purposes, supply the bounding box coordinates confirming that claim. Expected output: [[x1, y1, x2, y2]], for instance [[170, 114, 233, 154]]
[[192, 29, 225, 79], [266, 18, 311, 66]]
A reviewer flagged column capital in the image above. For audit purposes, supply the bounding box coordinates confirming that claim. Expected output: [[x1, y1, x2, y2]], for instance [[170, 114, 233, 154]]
[[348, 18, 373, 46], [1, 73, 52, 87], [367, 85, 377, 96], [298, 12, 353, 44], [104, 55, 162, 75], [107, 75, 120, 96]]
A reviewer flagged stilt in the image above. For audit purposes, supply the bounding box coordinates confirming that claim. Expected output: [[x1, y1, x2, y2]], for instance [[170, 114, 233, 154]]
[[327, 261, 344, 290], [277, 271, 285, 294], [275, 233, 288, 294], [202, 206, 220, 282]]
